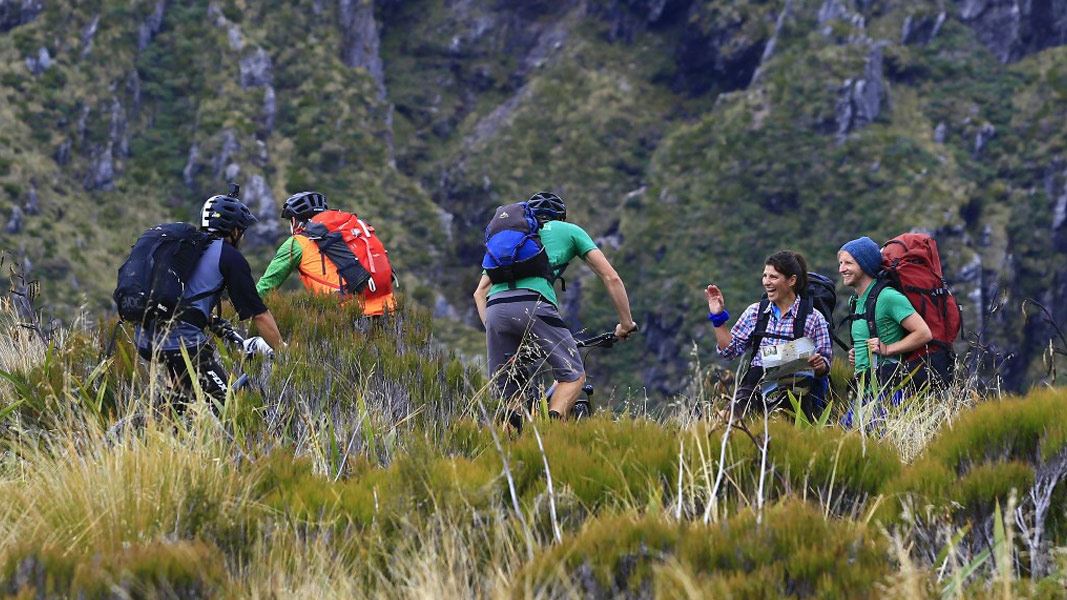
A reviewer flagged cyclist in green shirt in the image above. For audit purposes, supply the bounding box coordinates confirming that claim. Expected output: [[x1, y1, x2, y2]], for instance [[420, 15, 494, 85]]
[[473, 192, 638, 422]]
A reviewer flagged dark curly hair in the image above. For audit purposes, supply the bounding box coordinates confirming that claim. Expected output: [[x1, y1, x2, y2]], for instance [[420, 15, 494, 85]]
[[765, 250, 808, 296]]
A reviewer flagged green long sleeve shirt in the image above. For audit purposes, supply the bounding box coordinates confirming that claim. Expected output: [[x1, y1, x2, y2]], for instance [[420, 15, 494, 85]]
[[256, 236, 302, 296]]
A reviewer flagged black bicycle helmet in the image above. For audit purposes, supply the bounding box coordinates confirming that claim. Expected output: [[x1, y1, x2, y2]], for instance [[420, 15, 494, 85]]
[[527, 191, 567, 223], [201, 194, 257, 235], [281, 191, 328, 220]]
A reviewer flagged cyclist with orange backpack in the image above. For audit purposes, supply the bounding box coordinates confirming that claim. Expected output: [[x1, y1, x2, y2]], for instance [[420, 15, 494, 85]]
[[256, 191, 396, 316]]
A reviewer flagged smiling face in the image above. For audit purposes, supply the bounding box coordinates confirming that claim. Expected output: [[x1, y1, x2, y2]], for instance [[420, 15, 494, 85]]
[[762, 264, 796, 304], [838, 250, 866, 289]]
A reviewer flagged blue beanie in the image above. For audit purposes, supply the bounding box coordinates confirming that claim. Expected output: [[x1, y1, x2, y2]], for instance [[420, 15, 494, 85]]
[[840, 236, 882, 277]]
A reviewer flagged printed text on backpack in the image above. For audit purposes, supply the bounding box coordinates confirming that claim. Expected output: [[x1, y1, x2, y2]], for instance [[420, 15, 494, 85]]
[[113, 223, 218, 327]]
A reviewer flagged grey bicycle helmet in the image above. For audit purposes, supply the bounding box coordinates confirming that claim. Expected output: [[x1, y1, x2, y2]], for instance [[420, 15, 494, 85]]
[[527, 191, 567, 223], [201, 194, 257, 234], [281, 191, 328, 220]]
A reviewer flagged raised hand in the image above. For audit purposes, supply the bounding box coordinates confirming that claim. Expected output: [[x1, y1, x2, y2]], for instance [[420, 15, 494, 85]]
[[705, 284, 726, 314]]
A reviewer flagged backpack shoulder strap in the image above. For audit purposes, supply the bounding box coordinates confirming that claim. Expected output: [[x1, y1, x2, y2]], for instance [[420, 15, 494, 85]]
[[864, 280, 890, 340], [750, 299, 771, 349], [794, 295, 813, 340]]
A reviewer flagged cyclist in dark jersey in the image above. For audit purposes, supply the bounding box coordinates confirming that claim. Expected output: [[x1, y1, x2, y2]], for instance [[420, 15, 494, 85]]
[[135, 193, 286, 408]]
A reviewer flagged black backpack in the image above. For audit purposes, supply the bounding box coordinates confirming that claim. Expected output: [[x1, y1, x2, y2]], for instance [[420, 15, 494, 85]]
[[113, 223, 218, 327], [750, 272, 845, 351], [481, 202, 552, 287]]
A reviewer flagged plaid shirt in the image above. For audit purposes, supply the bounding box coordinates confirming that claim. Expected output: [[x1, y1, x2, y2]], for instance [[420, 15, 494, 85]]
[[717, 297, 832, 368]]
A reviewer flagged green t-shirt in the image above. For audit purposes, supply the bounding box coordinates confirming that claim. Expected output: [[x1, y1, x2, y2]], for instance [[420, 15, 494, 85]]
[[487, 220, 598, 306], [851, 284, 917, 373]]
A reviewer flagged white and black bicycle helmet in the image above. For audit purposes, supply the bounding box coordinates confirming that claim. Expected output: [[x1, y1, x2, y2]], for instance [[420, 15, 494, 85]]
[[201, 194, 257, 235], [281, 191, 328, 220], [527, 191, 567, 223]]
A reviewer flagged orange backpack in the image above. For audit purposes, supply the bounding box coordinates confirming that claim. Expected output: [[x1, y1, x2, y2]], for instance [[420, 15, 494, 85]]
[[304, 210, 393, 297]]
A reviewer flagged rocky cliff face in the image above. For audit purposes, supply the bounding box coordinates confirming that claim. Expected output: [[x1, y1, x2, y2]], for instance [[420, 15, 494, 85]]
[[1, 0, 1065, 395]]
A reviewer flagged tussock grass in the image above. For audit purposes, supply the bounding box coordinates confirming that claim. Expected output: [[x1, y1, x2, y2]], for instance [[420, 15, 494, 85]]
[[0, 413, 258, 559]]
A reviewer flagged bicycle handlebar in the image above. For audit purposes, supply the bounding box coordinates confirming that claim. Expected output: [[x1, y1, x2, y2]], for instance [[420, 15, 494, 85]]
[[576, 331, 619, 349], [209, 318, 245, 348]]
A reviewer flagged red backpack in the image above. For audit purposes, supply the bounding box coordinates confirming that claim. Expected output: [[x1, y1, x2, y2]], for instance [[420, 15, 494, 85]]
[[852, 233, 962, 362], [308, 210, 394, 297]]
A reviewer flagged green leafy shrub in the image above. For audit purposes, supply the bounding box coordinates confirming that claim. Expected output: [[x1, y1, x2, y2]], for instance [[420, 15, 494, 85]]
[[1, 540, 227, 598], [521, 501, 888, 598], [881, 391, 1067, 532]]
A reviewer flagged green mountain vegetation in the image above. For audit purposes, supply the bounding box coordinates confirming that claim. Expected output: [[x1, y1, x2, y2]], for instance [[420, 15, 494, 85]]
[[2, 0, 1067, 398], [0, 291, 1064, 596]]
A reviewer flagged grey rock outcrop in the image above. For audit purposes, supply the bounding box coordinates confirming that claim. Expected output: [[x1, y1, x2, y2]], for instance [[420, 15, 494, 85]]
[[137, 0, 166, 51], [182, 143, 200, 188], [751, 0, 794, 84], [934, 121, 947, 143], [901, 11, 946, 45], [5, 207, 22, 234], [24, 183, 39, 216], [339, 0, 386, 99], [955, 0, 1067, 63], [835, 44, 887, 139], [110, 97, 128, 159], [213, 130, 240, 179], [1046, 161, 1067, 232], [85, 143, 115, 190], [0, 0, 43, 33], [239, 47, 273, 88], [974, 123, 995, 156], [80, 14, 100, 58], [242, 174, 279, 247], [817, 0, 850, 25], [262, 86, 276, 135], [126, 69, 142, 114], [25, 47, 51, 75], [54, 139, 71, 165]]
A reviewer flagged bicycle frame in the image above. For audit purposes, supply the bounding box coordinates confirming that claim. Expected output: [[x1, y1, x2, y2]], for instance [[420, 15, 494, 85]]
[[506, 330, 618, 421], [208, 317, 268, 393]]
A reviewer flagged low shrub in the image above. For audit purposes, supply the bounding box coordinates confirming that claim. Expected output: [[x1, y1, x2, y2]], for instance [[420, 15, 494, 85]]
[[881, 391, 1067, 537], [1, 540, 226, 598], [521, 501, 888, 598]]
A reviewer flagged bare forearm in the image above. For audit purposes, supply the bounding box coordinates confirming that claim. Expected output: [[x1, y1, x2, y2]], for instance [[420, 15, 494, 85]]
[[713, 324, 733, 351], [887, 330, 932, 356], [473, 275, 491, 326], [604, 275, 635, 327], [252, 311, 285, 350]]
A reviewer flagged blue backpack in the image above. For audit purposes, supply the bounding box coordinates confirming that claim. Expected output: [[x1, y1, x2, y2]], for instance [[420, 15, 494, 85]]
[[482, 202, 552, 287]]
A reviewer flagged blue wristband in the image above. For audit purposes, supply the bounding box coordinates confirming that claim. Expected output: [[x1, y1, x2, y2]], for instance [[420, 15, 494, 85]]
[[708, 310, 730, 328]]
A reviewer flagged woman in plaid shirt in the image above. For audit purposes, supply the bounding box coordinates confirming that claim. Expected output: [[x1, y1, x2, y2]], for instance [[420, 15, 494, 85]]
[[704, 251, 832, 419]]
